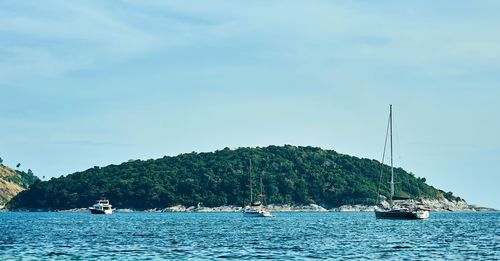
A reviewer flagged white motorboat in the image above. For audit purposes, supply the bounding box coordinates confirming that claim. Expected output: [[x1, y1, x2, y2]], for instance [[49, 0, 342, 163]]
[[89, 199, 113, 214]]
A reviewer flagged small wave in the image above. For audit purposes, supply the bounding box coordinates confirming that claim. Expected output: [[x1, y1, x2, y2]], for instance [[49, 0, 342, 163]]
[[392, 245, 412, 249], [46, 251, 73, 257]]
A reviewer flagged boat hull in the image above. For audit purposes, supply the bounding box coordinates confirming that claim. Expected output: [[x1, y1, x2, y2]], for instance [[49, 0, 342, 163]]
[[89, 208, 112, 215], [243, 210, 273, 218], [375, 210, 429, 220], [414, 209, 430, 219]]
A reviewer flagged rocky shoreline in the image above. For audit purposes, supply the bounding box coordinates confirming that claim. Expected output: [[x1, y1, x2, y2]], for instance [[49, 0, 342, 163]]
[[7, 197, 496, 213]]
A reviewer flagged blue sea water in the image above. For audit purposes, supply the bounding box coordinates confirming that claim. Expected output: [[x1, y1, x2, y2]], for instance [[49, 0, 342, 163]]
[[0, 211, 498, 260]]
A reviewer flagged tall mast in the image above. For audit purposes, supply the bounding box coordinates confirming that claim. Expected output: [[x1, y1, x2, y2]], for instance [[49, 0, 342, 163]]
[[260, 171, 264, 203], [249, 159, 253, 204], [390, 104, 394, 208]]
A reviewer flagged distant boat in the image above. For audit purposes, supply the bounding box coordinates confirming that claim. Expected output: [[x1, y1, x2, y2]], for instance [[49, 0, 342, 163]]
[[89, 200, 113, 214], [243, 159, 273, 218], [375, 105, 430, 220]]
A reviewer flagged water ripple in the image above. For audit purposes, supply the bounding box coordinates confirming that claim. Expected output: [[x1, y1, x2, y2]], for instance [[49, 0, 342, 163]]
[[0, 212, 498, 260]]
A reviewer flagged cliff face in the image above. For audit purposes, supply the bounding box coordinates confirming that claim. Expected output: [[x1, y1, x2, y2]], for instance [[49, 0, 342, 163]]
[[0, 166, 24, 206], [0, 165, 39, 207]]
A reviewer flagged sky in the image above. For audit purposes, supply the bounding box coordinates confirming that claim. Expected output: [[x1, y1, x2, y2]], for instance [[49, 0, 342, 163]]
[[0, 1, 499, 209]]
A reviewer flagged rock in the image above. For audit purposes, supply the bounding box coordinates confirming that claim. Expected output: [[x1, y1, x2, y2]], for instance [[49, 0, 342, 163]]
[[7, 198, 491, 213], [58, 208, 87, 212], [307, 204, 328, 212], [418, 197, 471, 211], [266, 204, 328, 212], [327, 196, 487, 212], [163, 205, 186, 212], [115, 208, 135, 212], [195, 205, 242, 212], [332, 205, 376, 212], [468, 205, 497, 212]]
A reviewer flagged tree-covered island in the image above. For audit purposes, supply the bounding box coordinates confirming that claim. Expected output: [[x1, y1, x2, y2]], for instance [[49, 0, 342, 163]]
[[7, 145, 459, 210]]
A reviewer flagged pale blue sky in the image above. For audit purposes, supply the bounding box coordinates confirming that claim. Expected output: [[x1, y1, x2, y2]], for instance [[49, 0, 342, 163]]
[[1, 1, 499, 209]]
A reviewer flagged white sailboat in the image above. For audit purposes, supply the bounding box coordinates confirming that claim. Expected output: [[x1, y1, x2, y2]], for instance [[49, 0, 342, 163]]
[[243, 159, 272, 218], [375, 105, 430, 220]]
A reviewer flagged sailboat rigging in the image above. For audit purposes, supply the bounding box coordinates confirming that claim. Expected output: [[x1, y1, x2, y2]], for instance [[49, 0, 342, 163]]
[[374, 105, 430, 220], [243, 159, 272, 217]]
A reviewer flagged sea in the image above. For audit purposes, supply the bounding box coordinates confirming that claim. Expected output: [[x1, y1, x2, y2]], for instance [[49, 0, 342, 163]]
[[0, 211, 498, 260]]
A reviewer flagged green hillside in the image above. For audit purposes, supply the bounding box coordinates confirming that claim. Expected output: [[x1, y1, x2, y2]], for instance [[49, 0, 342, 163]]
[[7, 145, 457, 210]]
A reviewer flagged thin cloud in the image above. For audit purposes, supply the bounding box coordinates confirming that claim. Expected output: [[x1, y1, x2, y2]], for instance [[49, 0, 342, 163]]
[[0, 1, 159, 82]]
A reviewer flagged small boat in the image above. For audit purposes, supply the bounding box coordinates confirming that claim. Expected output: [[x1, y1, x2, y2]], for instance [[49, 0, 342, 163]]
[[375, 105, 430, 220], [243, 159, 273, 218], [89, 200, 113, 214], [375, 205, 430, 219], [244, 201, 273, 218]]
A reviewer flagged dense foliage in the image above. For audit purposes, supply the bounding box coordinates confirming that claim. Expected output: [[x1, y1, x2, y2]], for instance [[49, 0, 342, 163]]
[[5, 169, 39, 189], [7, 145, 455, 210]]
